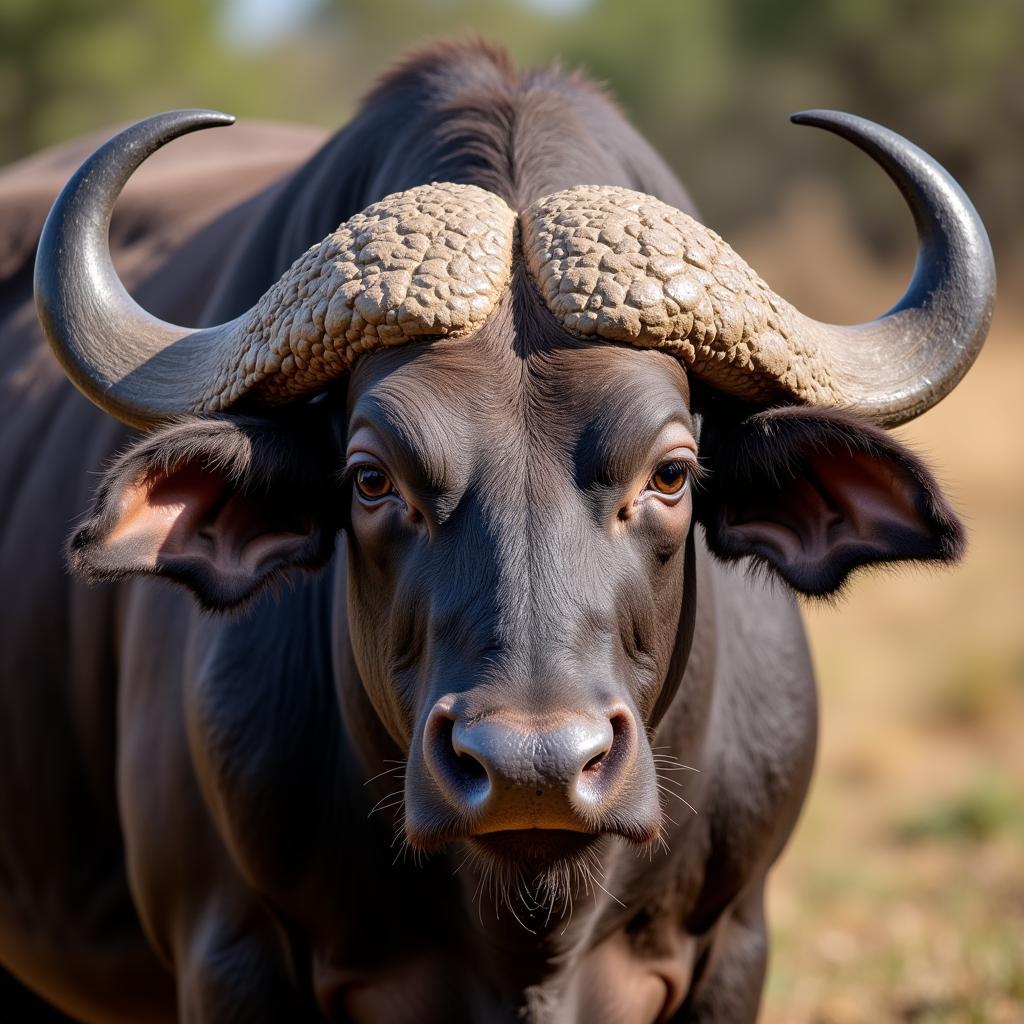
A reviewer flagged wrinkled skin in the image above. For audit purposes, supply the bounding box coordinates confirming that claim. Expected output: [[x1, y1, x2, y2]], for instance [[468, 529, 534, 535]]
[[0, 43, 963, 1023]]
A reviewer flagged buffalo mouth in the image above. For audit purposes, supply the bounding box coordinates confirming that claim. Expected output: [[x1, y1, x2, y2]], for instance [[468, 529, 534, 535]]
[[470, 828, 599, 866], [461, 829, 614, 923]]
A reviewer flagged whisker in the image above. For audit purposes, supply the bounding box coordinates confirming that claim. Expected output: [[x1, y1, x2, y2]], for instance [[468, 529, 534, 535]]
[[368, 789, 405, 818], [473, 860, 490, 926], [658, 784, 698, 816], [655, 774, 686, 788], [559, 872, 578, 936], [590, 872, 626, 909], [369, 797, 405, 820], [363, 762, 407, 786], [391, 835, 406, 866], [652, 756, 700, 773], [453, 846, 477, 876]]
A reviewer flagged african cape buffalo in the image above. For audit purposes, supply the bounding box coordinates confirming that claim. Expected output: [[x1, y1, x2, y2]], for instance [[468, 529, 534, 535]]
[[0, 42, 993, 1024]]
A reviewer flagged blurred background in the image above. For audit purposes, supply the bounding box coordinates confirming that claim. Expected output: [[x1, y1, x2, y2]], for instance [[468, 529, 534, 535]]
[[2, 1, 1021, 1020]]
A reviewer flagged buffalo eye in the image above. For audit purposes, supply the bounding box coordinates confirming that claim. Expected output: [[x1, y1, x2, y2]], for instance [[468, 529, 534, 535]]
[[354, 465, 395, 502], [647, 459, 690, 498]]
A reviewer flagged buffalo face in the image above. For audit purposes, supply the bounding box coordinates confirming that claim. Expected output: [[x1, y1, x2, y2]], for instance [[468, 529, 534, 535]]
[[342, 296, 696, 867]]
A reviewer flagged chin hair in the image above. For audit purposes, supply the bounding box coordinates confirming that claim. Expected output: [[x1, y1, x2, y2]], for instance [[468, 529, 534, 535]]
[[459, 835, 621, 931]]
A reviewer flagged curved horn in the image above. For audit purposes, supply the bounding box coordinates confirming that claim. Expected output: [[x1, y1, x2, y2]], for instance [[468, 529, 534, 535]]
[[35, 111, 515, 428], [789, 110, 995, 426], [523, 112, 995, 427], [35, 110, 244, 428]]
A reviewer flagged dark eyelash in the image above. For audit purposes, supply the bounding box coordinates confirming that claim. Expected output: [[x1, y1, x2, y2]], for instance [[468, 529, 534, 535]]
[[339, 461, 382, 484], [680, 456, 708, 485], [655, 457, 706, 481]]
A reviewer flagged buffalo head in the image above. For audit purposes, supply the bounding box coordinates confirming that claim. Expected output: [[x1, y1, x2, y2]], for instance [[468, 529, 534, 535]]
[[35, 109, 992, 901]]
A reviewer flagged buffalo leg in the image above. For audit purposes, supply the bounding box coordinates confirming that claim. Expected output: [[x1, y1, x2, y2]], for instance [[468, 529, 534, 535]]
[[672, 884, 768, 1024], [176, 906, 322, 1024]]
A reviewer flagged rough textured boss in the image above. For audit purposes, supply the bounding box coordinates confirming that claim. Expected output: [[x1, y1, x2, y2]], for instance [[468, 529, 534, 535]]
[[0, 43, 994, 1024]]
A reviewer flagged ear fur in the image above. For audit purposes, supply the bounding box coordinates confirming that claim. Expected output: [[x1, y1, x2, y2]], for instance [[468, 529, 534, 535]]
[[695, 404, 965, 596], [69, 412, 343, 609]]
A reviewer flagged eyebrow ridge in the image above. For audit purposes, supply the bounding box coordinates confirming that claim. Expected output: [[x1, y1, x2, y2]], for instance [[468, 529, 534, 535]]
[[348, 393, 461, 496], [582, 405, 696, 490]]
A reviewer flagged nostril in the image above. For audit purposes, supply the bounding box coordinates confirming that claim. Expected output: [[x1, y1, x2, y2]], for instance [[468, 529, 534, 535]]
[[574, 707, 637, 805], [455, 748, 488, 784], [609, 709, 632, 739], [607, 710, 633, 758], [424, 706, 491, 809]]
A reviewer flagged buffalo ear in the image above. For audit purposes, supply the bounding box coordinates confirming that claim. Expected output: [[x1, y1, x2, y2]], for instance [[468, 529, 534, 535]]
[[69, 414, 343, 610], [695, 406, 964, 596]]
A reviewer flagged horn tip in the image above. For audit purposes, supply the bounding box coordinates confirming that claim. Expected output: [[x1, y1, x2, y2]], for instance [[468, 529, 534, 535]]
[[790, 109, 850, 129], [789, 109, 892, 152], [135, 109, 237, 143], [185, 109, 236, 127]]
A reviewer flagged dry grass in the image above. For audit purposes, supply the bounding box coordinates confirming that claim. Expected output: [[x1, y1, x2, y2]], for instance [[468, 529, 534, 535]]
[[739, 194, 1024, 1023]]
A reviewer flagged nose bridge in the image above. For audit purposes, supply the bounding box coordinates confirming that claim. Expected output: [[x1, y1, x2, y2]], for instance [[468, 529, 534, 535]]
[[418, 479, 604, 702], [487, 479, 618, 679], [417, 461, 636, 735], [415, 490, 510, 674]]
